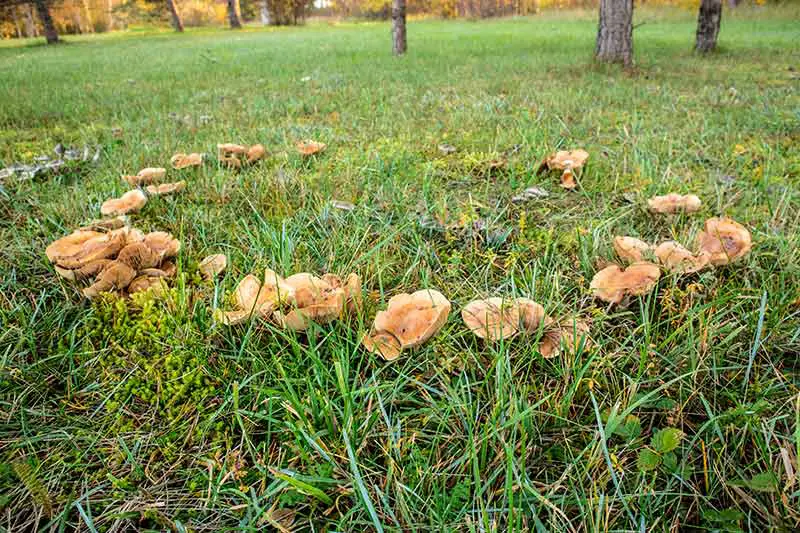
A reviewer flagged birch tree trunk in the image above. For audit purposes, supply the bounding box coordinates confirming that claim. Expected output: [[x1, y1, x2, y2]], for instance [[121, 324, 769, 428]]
[[166, 0, 184, 32], [260, 0, 270, 25], [227, 0, 242, 29], [33, 0, 58, 44], [595, 0, 633, 66], [392, 0, 407, 55], [695, 0, 722, 53]]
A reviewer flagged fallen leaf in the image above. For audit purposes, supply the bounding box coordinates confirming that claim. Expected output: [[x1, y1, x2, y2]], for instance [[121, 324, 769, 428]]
[[511, 186, 550, 203], [331, 200, 355, 211]]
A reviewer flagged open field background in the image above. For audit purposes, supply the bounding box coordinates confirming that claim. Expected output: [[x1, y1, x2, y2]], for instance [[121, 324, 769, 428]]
[[1, 6, 800, 531]]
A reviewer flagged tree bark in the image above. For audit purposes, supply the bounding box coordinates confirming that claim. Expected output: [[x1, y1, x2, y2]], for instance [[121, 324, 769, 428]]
[[392, 0, 406, 55], [695, 0, 722, 53], [595, 0, 633, 66], [166, 0, 184, 32], [227, 0, 242, 29], [260, 0, 269, 25], [33, 0, 58, 44], [728, 0, 738, 7]]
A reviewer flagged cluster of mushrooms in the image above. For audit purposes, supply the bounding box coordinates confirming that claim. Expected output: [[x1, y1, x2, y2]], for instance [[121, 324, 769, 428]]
[[215, 270, 362, 329], [100, 166, 189, 216], [590, 194, 752, 304], [46, 217, 180, 298], [217, 144, 266, 168]]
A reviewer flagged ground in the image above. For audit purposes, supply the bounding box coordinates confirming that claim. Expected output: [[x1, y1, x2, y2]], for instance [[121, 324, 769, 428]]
[[1, 5, 799, 532]]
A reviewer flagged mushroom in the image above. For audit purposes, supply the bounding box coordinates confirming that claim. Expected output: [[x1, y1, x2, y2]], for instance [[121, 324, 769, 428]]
[[199, 254, 227, 280], [461, 297, 520, 341], [170, 153, 203, 169], [117, 242, 159, 270], [232, 274, 275, 318], [128, 275, 167, 295], [515, 298, 547, 333], [647, 194, 702, 214], [143, 231, 180, 262], [160, 260, 177, 278], [217, 144, 248, 168], [363, 289, 451, 361], [654, 241, 709, 274], [83, 261, 137, 299], [54, 258, 112, 282], [123, 167, 166, 186], [541, 149, 589, 190], [145, 181, 186, 197], [47, 229, 126, 269], [590, 262, 661, 304], [296, 140, 326, 156], [246, 144, 266, 163], [613, 236, 653, 264], [79, 216, 129, 232], [696, 217, 752, 266], [539, 319, 592, 359], [320, 273, 362, 312], [274, 273, 345, 330], [101, 189, 147, 216]]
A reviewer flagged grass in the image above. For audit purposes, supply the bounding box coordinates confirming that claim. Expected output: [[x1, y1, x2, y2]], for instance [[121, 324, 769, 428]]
[[1, 5, 800, 531]]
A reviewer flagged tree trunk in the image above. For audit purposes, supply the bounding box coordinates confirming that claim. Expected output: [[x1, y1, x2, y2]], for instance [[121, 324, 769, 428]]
[[595, 0, 633, 66], [695, 0, 722, 53], [392, 0, 406, 55], [23, 4, 37, 37], [166, 0, 184, 32], [107, 0, 114, 31], [260, 0, 270, 25], [728, 0, 738, 7], [227, 0, 242, 29], [33, 0, 58, 44]]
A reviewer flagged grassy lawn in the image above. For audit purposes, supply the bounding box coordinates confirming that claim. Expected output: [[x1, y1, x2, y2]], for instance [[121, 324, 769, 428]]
[[1, 6, 800, 531]]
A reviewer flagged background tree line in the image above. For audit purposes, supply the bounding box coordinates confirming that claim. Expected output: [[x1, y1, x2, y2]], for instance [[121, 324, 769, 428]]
[[0, 0, 761, 40]]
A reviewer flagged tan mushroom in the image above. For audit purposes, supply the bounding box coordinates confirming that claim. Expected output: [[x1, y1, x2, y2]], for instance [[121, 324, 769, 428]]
[[361, 331, 402, 361], [541, 149, 589, 190], [123, 167, 166, 186], [54, 259, 112, 282], [170, 153, 203, 169], [160, 260, 177, 278], [274, 273, 345, 330], [515, 298, 547, 333], [461, 297, 520, 341], [539, 319, 591, 359], [128, 275, 167, 295], [143, 231, 180, 261], [363, 289, 451, 360], [263, 269, 296, 305], [343, 273, 362, 312], [216, 274, 275, 325], [613, 236, 653, 264], [213, 308, 252, 326], [117, 242, 159, 270], [101, 189, 147, 216], [46, 230, 105, 263], [79, 216, 129, 232], [296, 140, 326, 156], [199, 254, 227, 280], [123, 227, 145, 245], [217, 143, 248, 168], [590, 262, 661, 304], [696, 217, 752, 266], [48, 229, 126, 269], [146, 181, 186, 197], [83, 261, 137, 299], [654, 241, 709, 274], [246, 144, 266, 163], [647, 194, 702, 214]]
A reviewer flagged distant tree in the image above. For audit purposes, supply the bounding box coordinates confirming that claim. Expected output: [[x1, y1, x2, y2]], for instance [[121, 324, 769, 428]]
[[33, 0, 58, 43], [695, 0, 722, 53], [227, 0, 242, 28], [165, 0, 183, 32], [595, 0, 632, 66], [392, 0, 406, 55]]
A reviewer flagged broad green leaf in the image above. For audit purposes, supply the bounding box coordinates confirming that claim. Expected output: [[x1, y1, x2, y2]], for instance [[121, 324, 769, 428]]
[[651, 427, 683, 453], [637, 449, 661, 472], [662, 451, 678, 472], [747, 472, 778, 493]]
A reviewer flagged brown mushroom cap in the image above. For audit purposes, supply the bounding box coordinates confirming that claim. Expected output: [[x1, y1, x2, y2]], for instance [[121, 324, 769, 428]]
[[545, 149, 589, 171], [263, 269, 296, 305], [48, 229, 126, 269], [279, 273, 345, 329], [143, 231, 180, 261], [46, 230, 105, 263], [170, 153, 203, 169], [217, 143, 248, 158], [361, 330, 403, 361], [54, 258, 112, 282], [515, 298, 547, 333], [79, 216, 129, 232], [461, 297, 520, 341], [696, 217, 752, 266], [371, 289, 451, 349], [160, 260, 177, 278], [655, 241, 709, 274], [117, 242, 159, 270], [647, 194, 702, 214], [128, 275, 167, 295], [560, 167, 577, 189], [590, 262, 661, 304], [246, 144, 266, 163], [613, 236, 653, 264], [214, 308, 252, 326], [296, 140, 326, 156], [234, 274, 274, 316], [101, 189, 148, 216], [83, 261, 137, 299], [146, 181, 186, 197], [344, 273, 362, 312], [199, 254, 227, 280], [123, 167, 166, 186], [539, 319, 591, 359]]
